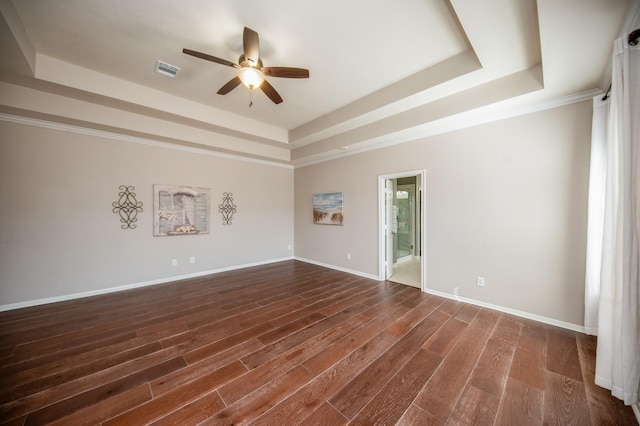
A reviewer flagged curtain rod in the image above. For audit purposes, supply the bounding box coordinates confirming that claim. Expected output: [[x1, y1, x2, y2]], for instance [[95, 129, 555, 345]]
[[630, 28, 640, 46], [602, 83, 612, 101], [602, 29, 640, 101]]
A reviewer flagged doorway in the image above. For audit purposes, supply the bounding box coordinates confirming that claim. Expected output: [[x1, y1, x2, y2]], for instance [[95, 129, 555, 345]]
[[378, 170, 426, 290], [396, 183, 416, 260]]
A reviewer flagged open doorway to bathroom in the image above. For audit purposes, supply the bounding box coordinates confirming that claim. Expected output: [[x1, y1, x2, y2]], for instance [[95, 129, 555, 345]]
[[378, 170, 425, 290]]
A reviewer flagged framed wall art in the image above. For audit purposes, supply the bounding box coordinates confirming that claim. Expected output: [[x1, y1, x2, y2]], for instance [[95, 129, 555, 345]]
[[153, 184, 210, 236], [313, 192, 344, 225]]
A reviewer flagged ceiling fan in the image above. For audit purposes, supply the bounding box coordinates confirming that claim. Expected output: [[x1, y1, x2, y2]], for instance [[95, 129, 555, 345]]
[[183, 27, 309, 105]]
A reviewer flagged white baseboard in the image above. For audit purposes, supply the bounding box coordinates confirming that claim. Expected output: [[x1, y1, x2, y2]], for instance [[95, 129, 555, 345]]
[[423, 288, 587, 334], [294, 257, 379, 280], [294, 257, 587, 334], [0, 256, 294, 312], [632, 402, 640, 424], [3, 256, 588, 336]]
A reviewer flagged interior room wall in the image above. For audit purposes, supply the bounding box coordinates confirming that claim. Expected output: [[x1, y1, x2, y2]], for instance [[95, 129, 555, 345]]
[[0, 119, 294, 308], [294, 100, 592, 327]]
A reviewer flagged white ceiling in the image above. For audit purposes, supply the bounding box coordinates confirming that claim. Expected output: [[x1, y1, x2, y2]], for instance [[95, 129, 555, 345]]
[[0, 0, 635, 165]]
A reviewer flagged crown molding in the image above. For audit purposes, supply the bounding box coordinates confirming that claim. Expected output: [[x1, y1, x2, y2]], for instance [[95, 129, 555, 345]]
[[1, 87, 599, 171], [293, 89, 601, 168], [0, 112, 294, 169]]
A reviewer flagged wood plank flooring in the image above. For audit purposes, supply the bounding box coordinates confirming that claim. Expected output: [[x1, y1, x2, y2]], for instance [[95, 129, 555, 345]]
[[0, 260, 636, 425]]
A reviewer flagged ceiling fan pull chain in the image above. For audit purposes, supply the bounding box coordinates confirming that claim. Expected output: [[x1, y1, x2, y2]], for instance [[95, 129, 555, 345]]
[[249, 88, 253, 108]]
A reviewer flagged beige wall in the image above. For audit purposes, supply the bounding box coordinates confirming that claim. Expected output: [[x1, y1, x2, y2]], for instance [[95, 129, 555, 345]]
[[0, 100, 593, 327], [294, 101, 592, 326], [0, 119, 294, 307]]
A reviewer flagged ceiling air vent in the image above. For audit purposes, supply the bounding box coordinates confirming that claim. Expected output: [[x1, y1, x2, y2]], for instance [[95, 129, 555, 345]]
[[155, 60, 180, 78]]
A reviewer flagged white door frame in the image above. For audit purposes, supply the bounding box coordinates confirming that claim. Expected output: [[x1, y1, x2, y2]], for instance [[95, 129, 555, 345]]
[[378, 169, 426, 291], [384, 179, 394, 279]]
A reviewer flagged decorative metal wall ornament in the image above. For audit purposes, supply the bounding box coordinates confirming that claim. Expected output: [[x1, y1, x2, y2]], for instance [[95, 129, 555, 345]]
[[218, 192, 237, 225], [112, 185, 143, 229]]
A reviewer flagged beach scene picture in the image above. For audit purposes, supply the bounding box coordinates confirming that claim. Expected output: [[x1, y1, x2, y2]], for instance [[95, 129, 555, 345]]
[[313, 192, 344, 225]]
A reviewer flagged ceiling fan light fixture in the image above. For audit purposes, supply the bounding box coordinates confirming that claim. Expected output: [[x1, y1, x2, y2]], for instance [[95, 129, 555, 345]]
[[238, 67, 264, 89], [183, 27, 308, 104]]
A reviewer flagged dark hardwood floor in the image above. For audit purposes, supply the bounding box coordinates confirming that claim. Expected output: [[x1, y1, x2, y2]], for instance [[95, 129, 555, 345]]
[[0, 260, 636, 425]]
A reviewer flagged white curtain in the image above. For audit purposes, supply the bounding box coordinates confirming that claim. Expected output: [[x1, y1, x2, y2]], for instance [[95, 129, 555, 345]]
[[584, 34, 640, 405], [584, 95, 609, 335]]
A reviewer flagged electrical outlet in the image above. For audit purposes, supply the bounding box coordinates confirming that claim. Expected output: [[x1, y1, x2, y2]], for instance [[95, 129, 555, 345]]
[[476, 276, 485, 287], [190, 257, 196, 264], [288, 244, 292, 250], [171, 259, 178, 266], [346, 252, 351, 260]]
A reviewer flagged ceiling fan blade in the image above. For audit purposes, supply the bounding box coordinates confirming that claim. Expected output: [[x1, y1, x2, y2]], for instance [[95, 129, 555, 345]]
[[217, 76, 241, 95], [243, 27, 260, 65], [183, 48, 239, 68], [262, 67, 309, 78], [260, 79, 283, 104]]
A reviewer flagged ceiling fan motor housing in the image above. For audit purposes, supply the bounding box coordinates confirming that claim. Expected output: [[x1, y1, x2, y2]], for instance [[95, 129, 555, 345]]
[[238, 54, 263, 69]]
